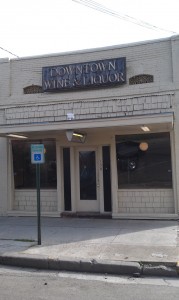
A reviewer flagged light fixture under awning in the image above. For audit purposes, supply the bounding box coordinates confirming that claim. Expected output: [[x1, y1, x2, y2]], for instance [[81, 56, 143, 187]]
[[141, 126, 150, 132], [66, 130, 86, 143], [7, 134, 28, 139]]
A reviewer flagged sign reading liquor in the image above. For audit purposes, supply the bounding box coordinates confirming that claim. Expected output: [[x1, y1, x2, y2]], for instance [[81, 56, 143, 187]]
[[42, 57, 126, 92]]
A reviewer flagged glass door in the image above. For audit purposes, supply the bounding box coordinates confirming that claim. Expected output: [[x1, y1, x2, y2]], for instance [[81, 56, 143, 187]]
[[76, 148, 99, 212]]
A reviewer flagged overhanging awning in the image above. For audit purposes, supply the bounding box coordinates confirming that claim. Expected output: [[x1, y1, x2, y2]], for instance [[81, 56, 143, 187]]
[[0, 113, 173, 138]]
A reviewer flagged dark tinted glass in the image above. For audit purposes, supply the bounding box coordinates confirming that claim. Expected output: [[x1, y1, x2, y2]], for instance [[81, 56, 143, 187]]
[[12, 140, 57, 189], [63, 148, 71, 211], [102, 146, 112, 211], [116, 133, 172, 188], [79, 151, 97, 200]]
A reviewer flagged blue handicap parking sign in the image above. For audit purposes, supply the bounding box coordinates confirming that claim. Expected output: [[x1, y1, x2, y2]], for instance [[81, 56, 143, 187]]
[[31, 144, 45, 164], [34, 154, 42, 161]]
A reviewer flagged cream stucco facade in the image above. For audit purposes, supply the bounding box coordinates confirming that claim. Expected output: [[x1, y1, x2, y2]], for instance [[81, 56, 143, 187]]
[[0, 35, 179, 219]]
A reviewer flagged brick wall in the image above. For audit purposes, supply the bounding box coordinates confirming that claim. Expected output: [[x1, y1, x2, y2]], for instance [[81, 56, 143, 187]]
[[0, 58, 10, 100], [8, 38, 172, 98], [0, 138, 8, 215], [14, 190, 57, 212], [118, 189, 174, 214]]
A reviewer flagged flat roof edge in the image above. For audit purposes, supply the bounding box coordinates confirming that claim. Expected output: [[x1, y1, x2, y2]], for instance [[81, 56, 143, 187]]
[[0, 58, 9, 63], [10, 35, 179, 62]]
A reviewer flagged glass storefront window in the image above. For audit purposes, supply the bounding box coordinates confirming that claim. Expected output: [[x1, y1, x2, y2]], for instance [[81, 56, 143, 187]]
[[116, 132, 172, 189], [12, 140, 57, 189]]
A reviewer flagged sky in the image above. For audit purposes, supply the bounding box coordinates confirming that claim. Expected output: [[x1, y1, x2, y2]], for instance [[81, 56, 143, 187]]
[[0, 0, 179, 59]]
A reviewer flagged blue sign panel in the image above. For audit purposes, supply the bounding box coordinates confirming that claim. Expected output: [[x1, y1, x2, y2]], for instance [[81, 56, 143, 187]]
[[34, 154, 42, 162], [31, 144, 45, 164], [42, 57, 126, 92]]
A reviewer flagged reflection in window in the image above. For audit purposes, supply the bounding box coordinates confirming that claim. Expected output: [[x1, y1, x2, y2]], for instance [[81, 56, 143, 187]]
[[116, 133, 172, 188], [12, 140, 57, 189]]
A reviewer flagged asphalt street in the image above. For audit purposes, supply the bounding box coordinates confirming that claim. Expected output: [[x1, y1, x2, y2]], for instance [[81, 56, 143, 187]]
[[0, 266, 179, 300]]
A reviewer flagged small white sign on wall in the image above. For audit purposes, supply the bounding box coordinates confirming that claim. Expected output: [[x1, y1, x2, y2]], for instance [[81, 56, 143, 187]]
[[67, 112, 75, 120]]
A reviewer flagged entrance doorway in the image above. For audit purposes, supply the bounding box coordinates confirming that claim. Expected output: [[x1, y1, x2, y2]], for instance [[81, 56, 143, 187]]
[[76, 147, 99, 212], [63, 146, 112, 214]]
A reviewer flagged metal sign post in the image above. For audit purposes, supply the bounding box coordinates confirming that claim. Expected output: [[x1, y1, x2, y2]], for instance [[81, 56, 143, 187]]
[[31, 144, 45, 245], [36, 163, 41, 245]]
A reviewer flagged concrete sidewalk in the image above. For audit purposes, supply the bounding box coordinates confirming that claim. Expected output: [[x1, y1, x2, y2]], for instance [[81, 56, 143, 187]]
[[0, 217, 178, 277]]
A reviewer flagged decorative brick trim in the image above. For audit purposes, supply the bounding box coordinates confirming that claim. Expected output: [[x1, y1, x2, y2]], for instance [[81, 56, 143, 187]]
[[129, 74, 154, 85], [24, 85, 42, 94]]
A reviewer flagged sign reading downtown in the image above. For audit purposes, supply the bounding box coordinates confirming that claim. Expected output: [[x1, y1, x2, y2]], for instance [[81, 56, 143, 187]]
[[42, 57, 126, 92]]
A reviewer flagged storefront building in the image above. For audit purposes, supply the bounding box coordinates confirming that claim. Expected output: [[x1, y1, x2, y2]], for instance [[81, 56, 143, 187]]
[[0, 35, 179, 219]]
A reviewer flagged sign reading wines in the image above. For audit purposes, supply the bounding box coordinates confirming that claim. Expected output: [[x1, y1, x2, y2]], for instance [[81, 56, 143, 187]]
[[42, 57, 126, 92]]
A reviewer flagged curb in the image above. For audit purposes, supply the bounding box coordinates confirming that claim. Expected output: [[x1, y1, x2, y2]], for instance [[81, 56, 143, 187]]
[[142, 262, 178, 277], [0, 254, 178, 277], [0, 254, 141, 276]]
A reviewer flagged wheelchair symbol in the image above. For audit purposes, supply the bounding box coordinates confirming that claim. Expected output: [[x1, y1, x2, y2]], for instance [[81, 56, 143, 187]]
[[34, 154, 42, 161]]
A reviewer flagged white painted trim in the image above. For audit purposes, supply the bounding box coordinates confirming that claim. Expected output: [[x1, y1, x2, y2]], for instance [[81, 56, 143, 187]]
[[170, 131, 178, 214], [75, 146, 100, 212], [0, 113, 173, 135], [70, 147, 76, 212], [110, 135, 118, 215], [7, 140, 13, 211], [56, 141, 63, 212]]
